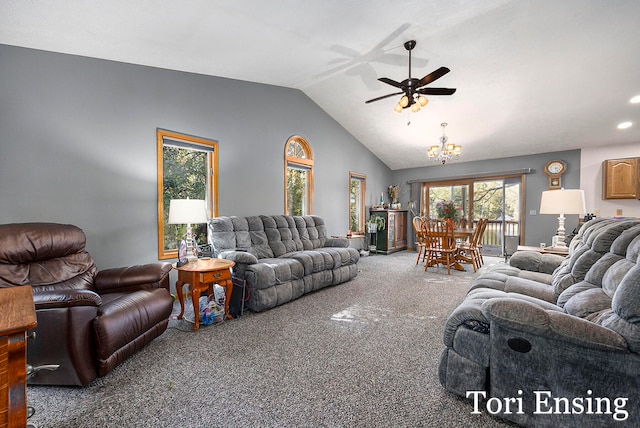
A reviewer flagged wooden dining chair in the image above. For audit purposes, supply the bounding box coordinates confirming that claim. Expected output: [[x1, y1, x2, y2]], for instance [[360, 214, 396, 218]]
[[412, 216, 428, 265], [457, 218, 488, 271], [475, 218, 489, 267], [423, 219, 459, 275]]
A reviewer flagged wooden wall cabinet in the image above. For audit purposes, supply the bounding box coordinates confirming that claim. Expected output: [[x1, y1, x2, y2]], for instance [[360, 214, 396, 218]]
[[370, 209, 407, 254], [603, 158, 639, 199], [1, 286, 37, 428]]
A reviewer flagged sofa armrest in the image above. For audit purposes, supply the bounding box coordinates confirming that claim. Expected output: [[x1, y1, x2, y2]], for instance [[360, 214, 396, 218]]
[[324, 237, 349, 248], [482, 298, 629, 352], [33, 289, 102, 310], [509, 251, 565, 274], [94, 262, 172, 293], [217, 250, 259, 265]]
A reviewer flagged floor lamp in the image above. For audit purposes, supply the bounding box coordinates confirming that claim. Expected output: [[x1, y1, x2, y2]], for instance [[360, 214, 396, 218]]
[[539, 189, 586, 252], [168, 199, 208, 265]]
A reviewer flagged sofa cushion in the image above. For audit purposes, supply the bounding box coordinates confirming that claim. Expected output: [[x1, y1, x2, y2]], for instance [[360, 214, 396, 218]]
[[244, 257, 304, 290], [209, 216, 274, 258], [263, 215, 304, 257], [294, 216, 327, 249]]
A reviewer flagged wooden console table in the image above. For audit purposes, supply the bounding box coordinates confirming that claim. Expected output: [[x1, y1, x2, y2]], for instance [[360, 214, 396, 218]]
[[1, 286, 38, 428], [174, 258, 235, 331]]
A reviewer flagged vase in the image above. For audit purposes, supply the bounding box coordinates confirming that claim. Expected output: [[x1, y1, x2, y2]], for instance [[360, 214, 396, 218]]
[[445, 218, 455, 230]]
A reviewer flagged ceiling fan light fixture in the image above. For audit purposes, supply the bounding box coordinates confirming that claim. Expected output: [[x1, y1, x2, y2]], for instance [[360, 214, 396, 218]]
[[400, 96, 409, 108], [393, 103, 403, 113], [411, 103, 420, 113], [418, 96, 429, 107]]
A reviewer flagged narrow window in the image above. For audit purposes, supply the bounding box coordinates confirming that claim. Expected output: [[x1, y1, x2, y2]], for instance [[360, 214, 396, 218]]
[[349, 172, 366, 234], [284, 136, 314, 215], [157, 129, 218, 259]]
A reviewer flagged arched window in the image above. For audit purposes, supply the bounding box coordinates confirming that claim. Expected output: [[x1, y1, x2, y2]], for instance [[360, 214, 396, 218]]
[[284, 136, 314, 215]]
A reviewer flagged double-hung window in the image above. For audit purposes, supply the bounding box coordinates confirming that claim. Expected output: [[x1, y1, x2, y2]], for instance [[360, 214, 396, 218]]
[[156, 129, 218, 259]]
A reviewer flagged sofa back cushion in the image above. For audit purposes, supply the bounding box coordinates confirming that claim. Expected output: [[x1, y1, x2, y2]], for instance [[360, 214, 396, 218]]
[[262, 215, 304, 257], [295, 216, 327, 250], [551, 219, 640, 298], [0, 223, 96, 291], [209, 216, 274, 259], [559, 224, 640, 352]]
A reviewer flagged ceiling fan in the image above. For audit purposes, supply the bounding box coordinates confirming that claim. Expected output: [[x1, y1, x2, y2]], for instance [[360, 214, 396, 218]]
[[365, 40, 456, 112]]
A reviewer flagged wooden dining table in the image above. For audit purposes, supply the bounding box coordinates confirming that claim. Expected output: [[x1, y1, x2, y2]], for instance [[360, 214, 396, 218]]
[[423, 226, 476, 272], [453, 228, 475, 240]]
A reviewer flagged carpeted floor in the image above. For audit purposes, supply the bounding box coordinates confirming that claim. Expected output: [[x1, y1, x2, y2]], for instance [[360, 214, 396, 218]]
[[27, 251, 514, 427]]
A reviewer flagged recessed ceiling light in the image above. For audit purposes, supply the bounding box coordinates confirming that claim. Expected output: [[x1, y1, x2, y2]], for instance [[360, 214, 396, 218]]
[[617, 121, 633, 129], [631, 95, 640, 104]]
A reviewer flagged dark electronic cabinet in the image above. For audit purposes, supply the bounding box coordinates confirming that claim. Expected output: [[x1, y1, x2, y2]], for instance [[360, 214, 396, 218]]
[[369, 209, 407, 254]]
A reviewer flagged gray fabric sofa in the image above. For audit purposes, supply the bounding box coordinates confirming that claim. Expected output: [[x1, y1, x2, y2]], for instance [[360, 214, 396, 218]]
[[439, 218, 640, 427], [208, 215, 359, 312]]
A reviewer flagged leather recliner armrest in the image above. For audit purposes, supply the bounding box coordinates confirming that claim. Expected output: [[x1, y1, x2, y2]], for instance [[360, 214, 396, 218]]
[[33, 288, 102, 310], [94, 262, 173, 293]]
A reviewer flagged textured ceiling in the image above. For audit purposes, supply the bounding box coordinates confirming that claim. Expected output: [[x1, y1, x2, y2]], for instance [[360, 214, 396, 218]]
[[2, 0, 639, 169]]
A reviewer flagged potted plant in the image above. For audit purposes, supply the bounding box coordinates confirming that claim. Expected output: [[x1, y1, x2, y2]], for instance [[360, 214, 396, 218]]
[[435, 199, 461, 227], [367, 215, 385, 233]]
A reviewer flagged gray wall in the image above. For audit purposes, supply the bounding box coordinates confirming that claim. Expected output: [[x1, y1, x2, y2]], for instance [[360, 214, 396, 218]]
[[0, 44, 582, 270], [0, 44, 391, 269], [391, 149, 582, 249]]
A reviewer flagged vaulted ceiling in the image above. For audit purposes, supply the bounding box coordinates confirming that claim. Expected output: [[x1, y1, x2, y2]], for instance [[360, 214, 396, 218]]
[[2, 0, 639, 169]]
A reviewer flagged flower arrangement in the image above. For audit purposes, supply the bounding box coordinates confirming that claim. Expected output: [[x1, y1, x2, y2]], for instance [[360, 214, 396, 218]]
[[388, 185, 400, 203], [435, 199, 460, 220]]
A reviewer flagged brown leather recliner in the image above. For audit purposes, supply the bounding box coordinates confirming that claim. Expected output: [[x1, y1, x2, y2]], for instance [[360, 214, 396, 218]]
[[0, 222, 173, 386]]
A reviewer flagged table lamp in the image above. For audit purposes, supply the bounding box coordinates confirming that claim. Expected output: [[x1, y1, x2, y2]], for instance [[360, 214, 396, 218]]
[[168, 199, 208, 263], [539, 189, 586, 252]]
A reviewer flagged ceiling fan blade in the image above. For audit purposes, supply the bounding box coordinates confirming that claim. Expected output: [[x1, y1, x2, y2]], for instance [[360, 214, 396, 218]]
[[417, 87, 457, 96], [365, 92, 403, 104], [417, 67, 450, 87], [378, 77, 403, 88]]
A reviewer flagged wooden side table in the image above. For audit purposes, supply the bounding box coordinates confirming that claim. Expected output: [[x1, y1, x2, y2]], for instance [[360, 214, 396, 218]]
[[174, 258, 235, 331], [1, 286, 38, 428]]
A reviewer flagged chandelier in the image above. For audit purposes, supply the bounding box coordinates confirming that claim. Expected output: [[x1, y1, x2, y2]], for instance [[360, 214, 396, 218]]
[[427, 123, 461, 164]]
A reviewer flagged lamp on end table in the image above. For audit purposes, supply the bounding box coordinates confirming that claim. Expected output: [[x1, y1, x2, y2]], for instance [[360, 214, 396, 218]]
[[539, 189, 586, 253], [168, 199, 208, 265]]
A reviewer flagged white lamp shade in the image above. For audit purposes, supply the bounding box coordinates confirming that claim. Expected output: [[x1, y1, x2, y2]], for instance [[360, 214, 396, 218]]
[[539, 189, 586, 215], [168, 199, 208, 224]]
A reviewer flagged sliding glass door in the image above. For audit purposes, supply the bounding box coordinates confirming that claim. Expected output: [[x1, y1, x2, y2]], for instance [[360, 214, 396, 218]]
[[472, 178, 521, 256], [421, 175, 524, 256]]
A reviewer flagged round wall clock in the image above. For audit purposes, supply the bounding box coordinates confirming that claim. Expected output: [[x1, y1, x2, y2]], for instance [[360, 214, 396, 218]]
[[543, 160, 566, 189]]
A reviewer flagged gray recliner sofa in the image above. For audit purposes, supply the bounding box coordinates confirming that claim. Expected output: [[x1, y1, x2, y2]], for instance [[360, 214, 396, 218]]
[[208, 215, 359, 312], [439, 218, 640, 427]]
